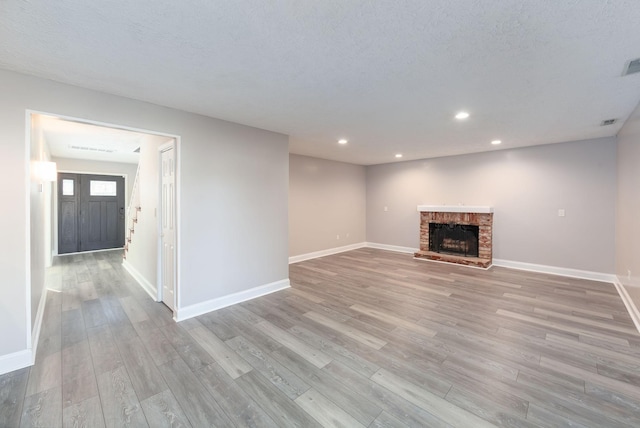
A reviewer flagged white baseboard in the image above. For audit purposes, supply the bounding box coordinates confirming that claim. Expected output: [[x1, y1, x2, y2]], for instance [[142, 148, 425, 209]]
[[365, 242, 418, 254], [289, 242, 418, 264], [492, 259, 616, 283], [613, 277, 640, 334], [122, 260, 158, 301], [0, 349, 32, 376], [175, 279, 290, 322], [289, 242, 367, 264], [346, 244, 617, 283], [293, 241, 638, 336], [31, 287, 48, 363]]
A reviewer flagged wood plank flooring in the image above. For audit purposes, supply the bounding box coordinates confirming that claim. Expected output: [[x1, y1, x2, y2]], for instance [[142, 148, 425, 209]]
[[2, 248, 640, 427]]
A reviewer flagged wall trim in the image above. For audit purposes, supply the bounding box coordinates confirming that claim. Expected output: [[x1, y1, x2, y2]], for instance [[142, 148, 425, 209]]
[[613, 277, 640, 334], [365, 242, 418, 254], [30, 287, 48, 364], [289, 242, 367, 264], [122, 259, 158, 301], [175, 279, 290, 322], [333, 244, 616, 283], [288, 242, 421, 265], [0, 350, 32, 376], [492, 259, 616, 283]]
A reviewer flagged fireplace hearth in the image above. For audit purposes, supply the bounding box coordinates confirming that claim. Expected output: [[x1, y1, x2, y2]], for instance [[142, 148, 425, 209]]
[[414, 205, 493, 268]]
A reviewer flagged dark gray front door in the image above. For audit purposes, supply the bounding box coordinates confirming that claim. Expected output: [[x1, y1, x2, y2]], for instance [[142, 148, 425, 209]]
[[58, 173, 125, 254], [58, 173, 79, 254]]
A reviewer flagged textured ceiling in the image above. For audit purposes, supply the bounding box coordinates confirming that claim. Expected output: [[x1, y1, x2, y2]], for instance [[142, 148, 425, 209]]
[[2, 1, 640, 165]]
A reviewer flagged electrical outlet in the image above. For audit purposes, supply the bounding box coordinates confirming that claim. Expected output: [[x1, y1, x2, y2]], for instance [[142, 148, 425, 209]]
[[384, 206, 388, 212], [628, 269, 632, 280], [336, 234, 340, 240], [346, 233, 349, 238]]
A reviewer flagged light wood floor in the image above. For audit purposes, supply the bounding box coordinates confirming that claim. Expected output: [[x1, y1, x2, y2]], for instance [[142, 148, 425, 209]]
[[2, 248, 640, 427]]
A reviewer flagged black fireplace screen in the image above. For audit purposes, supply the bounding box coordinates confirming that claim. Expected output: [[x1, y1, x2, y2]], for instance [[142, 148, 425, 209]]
[[429, 223, 479, 257]]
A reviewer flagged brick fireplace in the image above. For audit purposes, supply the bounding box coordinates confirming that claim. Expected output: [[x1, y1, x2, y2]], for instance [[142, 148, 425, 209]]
[[414, 205, 493, 268]]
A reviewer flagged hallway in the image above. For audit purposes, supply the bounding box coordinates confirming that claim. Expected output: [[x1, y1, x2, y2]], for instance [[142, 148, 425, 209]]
[[1, 250, 177, 426]]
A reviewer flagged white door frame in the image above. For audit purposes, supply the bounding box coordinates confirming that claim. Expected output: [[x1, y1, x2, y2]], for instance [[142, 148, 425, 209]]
[[26, 110, 182, 333], [157, 140, 179, 315]]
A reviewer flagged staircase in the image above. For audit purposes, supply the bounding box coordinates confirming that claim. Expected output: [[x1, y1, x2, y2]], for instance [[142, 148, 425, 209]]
[[123, 165, 141, 260]]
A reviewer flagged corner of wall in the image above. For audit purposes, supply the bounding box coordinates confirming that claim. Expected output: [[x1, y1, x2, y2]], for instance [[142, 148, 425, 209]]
[[289, 242, 367, 264], [612, 276, 640, 334], [122, 259, 158, 301], [175, 278, 290, 321], [0, 349, 32, 375], [30, 287, 48, 363]]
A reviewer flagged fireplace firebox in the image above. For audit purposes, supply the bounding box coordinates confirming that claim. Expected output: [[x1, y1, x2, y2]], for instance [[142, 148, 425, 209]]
[[429, 223, 479, 257]]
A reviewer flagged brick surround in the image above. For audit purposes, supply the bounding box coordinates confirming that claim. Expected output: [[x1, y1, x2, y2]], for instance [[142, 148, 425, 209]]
[[414, 211, 493, 268]]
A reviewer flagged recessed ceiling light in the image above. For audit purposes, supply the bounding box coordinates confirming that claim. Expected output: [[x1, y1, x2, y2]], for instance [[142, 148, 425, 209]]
[[395, 154, 403, 158], [491, 140, 502, 145], [455, 111, 470, 120], [338, 139, 348, 145]]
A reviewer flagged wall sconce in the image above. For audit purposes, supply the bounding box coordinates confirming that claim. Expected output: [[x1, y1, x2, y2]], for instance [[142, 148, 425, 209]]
[[35, 161, 57, 193], [39, 161, 57, 182]]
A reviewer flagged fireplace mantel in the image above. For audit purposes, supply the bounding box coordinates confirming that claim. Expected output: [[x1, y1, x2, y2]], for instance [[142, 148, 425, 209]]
[[417, 205, 493, 214]]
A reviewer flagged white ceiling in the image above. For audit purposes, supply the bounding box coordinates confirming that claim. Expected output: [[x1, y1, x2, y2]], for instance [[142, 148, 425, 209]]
[[39, 115, 143, 164], [2, 1, 640, 165]]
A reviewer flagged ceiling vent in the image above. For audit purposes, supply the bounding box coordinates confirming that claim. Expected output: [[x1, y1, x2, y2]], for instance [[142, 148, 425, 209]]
[[134, 147, 140, 153], [69, 145, 116, 153], [601, 119, 617, 126], [623, 58, 640, 76]]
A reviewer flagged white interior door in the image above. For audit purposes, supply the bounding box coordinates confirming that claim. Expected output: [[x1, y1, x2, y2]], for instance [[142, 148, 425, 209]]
[[160, 145, 176, 310]]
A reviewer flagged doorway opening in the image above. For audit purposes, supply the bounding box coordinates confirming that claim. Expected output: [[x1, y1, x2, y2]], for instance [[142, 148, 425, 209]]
[[28, 111, 180, 324]]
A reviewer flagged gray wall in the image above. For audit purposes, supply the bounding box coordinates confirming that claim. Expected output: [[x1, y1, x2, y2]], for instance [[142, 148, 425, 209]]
[[366, 138, 616, 273], [0, 68, 288, 365], [289, 154, 366, 257], [616, 101, 640, 304], [124, 134, 170, 288]]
